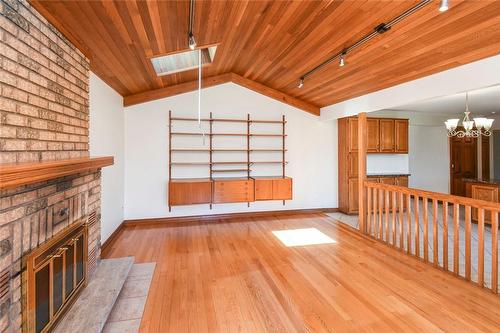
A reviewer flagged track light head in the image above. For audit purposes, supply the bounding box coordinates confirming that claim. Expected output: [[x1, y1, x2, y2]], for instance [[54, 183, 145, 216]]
[[188, 33, 197, 50], [339, 53, 346, 67], [439, 0, 449, 12], [298, 77, 304, 89]]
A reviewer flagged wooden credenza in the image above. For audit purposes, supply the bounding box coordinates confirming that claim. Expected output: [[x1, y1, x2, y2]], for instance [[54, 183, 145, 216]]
[[465, 179, 500, 223], [338, 115, 409, 214], [169, 176, 292, 207]]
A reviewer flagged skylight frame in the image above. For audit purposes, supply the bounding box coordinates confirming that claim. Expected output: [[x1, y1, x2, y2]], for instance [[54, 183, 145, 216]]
[[150, 43, 219, 77]]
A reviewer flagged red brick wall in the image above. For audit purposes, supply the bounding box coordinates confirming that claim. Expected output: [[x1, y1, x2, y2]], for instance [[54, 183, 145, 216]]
[[0, 1, 101, 331]]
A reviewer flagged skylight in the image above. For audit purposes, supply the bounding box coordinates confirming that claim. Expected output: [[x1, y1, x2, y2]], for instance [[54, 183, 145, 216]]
[[151, 46, 217, 76], [272, 228, 336, 247]]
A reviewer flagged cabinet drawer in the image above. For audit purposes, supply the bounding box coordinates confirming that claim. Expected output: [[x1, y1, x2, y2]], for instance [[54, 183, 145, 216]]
[[169, 180, 212, 206], [255, 179, 273, 200], [272, 178, 292, 200], [213, 179, 255, 203]]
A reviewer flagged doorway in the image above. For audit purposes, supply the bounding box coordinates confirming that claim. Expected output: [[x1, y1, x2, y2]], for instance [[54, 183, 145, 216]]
[[449, 135, 477, 196]]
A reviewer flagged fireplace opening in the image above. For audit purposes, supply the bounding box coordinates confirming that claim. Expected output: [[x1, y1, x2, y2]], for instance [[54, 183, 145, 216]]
[[25, 219, 88, 333]]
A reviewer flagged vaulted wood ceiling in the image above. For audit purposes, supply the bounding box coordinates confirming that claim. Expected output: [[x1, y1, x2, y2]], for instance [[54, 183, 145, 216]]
[[30, 0, 500, 114]]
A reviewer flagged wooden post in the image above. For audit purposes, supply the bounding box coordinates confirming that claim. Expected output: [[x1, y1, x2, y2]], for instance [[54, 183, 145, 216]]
[[358, 113, 367, 233]]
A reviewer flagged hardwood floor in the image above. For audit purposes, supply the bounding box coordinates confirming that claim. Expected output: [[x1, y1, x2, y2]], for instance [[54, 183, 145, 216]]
[[102, 213, 500, 332]]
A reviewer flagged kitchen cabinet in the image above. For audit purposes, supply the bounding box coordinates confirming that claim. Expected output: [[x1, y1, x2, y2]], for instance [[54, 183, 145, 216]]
[[338, 116, 409, 214], [379, 119, 395, 152]]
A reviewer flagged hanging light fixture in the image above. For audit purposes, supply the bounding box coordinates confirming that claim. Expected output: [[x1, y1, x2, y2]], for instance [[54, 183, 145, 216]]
[[188, 0, 196, 50], [439, 0, 449, 12], [444, 92, 494, 137]]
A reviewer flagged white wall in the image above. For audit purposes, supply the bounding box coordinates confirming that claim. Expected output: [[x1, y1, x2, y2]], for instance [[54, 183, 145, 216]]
[[369, 110, 450, 193], [124, 83, 337, 220], [89, 73, 125, 242]]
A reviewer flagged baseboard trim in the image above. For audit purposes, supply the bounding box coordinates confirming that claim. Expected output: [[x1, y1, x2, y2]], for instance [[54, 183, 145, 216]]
[[124, 208, 339, 227], [101, 221, 126, 254]]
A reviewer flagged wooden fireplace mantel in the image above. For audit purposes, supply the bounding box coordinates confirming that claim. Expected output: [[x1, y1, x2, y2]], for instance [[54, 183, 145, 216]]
[[0, 156, 114, 190]]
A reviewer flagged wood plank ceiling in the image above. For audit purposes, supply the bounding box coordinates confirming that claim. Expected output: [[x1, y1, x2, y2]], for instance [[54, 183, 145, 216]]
[[30, 0, 500, 114]]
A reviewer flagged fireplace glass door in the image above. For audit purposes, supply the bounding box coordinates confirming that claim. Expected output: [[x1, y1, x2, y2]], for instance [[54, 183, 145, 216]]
[[27, 221, 88, 333]]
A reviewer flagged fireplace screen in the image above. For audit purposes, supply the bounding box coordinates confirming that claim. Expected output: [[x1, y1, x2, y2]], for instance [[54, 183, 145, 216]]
[[25, 219, 88, 333]]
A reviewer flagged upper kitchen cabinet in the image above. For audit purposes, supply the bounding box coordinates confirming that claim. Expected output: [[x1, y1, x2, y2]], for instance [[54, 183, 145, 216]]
[[379, 119, 396, 152], [344, 116, 408, 154], [395, 119, 409, 153]]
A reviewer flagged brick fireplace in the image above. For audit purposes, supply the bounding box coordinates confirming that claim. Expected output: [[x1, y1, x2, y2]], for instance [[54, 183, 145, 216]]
[[0, 0, 106, 331]]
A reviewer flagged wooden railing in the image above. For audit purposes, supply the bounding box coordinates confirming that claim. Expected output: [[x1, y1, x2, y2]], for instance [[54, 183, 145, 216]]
[[363, 180, 500, 293]]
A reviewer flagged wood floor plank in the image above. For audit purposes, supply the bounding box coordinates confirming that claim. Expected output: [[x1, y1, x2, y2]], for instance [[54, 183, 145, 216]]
[[102, 213, 500, 333]]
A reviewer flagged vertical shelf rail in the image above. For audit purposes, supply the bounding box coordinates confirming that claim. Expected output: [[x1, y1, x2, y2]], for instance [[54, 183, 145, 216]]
[[168, 110, 172, 212], [247, 114, 251, 207], [282, 115, 286, 205], [209, 112, 213, 209]]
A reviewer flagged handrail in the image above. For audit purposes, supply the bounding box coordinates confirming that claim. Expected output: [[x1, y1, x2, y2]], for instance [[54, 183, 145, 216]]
[[363, 180, 499, 294], [364, 180, 500, 212]]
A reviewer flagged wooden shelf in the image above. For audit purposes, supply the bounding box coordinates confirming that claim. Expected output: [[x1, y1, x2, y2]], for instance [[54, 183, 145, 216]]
[[0, 156, 114, 190], [251, 120, 286, 124], [171, 162, 209, 165], [168, 112, 288, 209], [250, 149, 287, 152], [211, 161, 248, 165], [171, 117, 280, 124], [171, 148, 210, 152]]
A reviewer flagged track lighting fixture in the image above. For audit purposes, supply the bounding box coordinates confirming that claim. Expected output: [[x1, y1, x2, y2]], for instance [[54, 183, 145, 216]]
[[439, 0, 449, 12], [297, 0, 436, 88], [339, 53, 346, 67], [188, 33, 196, 50], [298, 77, 304, 88]]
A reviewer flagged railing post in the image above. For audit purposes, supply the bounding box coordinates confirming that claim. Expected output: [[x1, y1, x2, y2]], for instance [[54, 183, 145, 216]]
[[358, 113, 367, 233]]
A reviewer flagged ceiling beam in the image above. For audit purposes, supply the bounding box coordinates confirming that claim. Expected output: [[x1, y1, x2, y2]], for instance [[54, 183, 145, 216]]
[[230, 74, 319, 115], [124, 73, 320, 115]]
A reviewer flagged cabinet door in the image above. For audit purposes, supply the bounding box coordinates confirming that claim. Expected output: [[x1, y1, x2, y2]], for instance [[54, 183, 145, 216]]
[[169, 181, 212, 205], [348, 153, 358, 178], [255, 179, 273, 200], [396, 176, 408, 187], [348, 117, 358, 152], [395, 119, 409, 153], [471, 185, 498, 222], [379, 119, 395, 152], [273, 178, 292, 200], [348, 178, 359, 213], [367, 119, 380, 152]]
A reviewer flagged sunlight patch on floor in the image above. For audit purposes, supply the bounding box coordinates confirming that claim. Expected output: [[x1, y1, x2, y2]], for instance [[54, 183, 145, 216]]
[[272, 228, 336, 247]]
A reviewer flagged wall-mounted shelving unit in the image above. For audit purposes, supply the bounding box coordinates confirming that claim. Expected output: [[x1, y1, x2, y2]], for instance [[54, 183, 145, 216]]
[[168, 111, 292, 211]]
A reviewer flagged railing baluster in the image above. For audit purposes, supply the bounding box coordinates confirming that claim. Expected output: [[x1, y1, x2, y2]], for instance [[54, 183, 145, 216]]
[[362, 180, 499, 293], [406, 194, 411, 254], [492, 211, 498, 293], [433, 199, 438, 266], [398, 192, 404, 250], [373, 188, 378, 237], [453, 203, 460, 275], [378, 189, 383, 240], [423, 197, 429, 262], [414, 196, 420, 257], [385, 190, 390, 243], [367, 187, 372, 235], [478, 208, 485, 287], [443, 201, 449, 271], [465, 206, 471, 281], [392, 191, 397, 246]]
